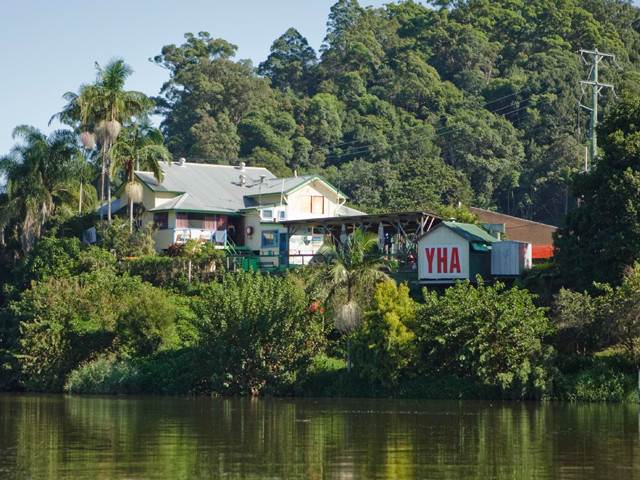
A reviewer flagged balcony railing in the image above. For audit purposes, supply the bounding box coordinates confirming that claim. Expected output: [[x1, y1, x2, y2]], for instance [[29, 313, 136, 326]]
[[173, 228, 227, 245]]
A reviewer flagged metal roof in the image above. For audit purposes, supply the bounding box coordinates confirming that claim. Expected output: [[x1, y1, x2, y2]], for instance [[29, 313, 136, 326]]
[[136, 161, 276, 213], [425, 221, 497, 244], [136, 161, 348, 214], [243, 175, 347, 199]]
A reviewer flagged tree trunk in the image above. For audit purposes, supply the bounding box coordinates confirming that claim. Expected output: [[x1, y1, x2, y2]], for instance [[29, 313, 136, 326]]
[[107, 172, 112, 225], [347, 333, 351, 372], [99, 150, 106, 223], [129, 195, 133, 233], [78, 181, 83, 214]]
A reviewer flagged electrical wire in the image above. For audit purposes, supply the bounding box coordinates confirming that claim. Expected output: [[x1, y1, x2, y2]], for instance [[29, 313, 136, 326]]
[[321, 96, 552, 162]]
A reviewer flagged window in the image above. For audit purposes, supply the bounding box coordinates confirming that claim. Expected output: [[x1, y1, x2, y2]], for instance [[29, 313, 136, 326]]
[[261, 230, 279, 248], [204, 214, 217, 230], [301, 195, 325, 214], [262, 209, 273, 220], [312, 196, 324, 214], [176, 212, 188, 228], [153, 212, 168, 229], [279, 210, 286, 220]]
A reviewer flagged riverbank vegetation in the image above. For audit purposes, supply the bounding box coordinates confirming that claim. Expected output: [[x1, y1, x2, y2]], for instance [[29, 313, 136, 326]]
[[2, 0, 640, 401], [0, 223, 638, 402]]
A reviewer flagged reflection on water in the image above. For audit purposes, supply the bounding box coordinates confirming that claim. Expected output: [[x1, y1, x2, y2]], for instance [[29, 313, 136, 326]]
[[0, 394, 638, 479]]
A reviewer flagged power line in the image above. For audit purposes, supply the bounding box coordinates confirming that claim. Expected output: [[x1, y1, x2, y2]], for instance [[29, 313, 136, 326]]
[[321, 96, 552, 162], [320, 89, 534, 152]]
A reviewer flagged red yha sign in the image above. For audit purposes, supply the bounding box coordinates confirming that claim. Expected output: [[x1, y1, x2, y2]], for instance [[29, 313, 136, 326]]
[[424, 246, 461, 274]]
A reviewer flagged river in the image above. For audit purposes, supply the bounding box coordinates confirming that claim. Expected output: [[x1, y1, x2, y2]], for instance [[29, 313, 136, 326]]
[[0, 394, 638, 479]]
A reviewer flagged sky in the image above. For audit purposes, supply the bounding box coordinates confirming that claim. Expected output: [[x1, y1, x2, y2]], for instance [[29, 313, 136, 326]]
[[1, 0, 639, 158], [0, 0, 386, 157]]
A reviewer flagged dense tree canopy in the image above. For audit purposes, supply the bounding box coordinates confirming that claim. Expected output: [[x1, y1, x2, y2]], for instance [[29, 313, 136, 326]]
[[146, 0, 640, 224], [554, 92, 640, 290]]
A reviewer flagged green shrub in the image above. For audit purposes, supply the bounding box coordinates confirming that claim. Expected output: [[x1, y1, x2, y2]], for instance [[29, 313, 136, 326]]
[[98, 218, 156, 259], [124, 256, 190, 289], [115, 284, 179, 356], [554, 360, 636, 402], [416, 279, 554, 399], [65, 348, 207, 395], [13, 237, 82, 290], [352, 280, 417, 388], [193, 271, 324, 395], [9, 269, 183, 391], [65, 356, 141, 394]]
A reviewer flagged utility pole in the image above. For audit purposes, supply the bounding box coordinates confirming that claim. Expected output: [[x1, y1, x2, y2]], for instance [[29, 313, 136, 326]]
[[579, 49, 616, 170]]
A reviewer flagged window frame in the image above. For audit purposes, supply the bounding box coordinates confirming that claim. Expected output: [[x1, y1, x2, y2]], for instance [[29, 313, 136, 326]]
[[153, 212, 169, 230], [261, 230, 279, 248], [176, 212, 189, 229]]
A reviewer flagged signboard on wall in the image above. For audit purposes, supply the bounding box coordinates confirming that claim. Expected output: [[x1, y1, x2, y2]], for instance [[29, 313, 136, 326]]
[[418, 244, 468, 280]]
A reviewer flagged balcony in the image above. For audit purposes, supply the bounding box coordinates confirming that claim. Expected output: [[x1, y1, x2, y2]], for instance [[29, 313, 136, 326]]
[[173, 228, 227, 245]]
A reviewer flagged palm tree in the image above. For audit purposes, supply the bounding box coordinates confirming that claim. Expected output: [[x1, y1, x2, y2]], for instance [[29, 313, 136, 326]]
[[0, 126, 80, 252], [52, 59, 153, 224], [50, 83, 100, 213], [110, 122, 172, 232], [317, 229, 391, 371]]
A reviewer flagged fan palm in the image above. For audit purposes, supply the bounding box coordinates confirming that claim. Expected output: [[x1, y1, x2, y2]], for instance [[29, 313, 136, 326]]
[[317, 229, 391, 371], [0, 126, 80, 252], [110, 122, 172, 232]]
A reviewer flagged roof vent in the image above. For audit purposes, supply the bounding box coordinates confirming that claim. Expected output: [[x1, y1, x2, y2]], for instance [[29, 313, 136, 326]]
[[260, 175, 266, 184], [239, 161, 246, 171], [449, 218, 456, 222], [178, 157, 186, 166], [239, 174, 247, 186]]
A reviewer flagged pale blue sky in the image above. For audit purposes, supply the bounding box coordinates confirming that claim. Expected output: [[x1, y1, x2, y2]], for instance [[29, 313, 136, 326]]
[[0, 0, 386, 156], [1, 0, 638, 157]]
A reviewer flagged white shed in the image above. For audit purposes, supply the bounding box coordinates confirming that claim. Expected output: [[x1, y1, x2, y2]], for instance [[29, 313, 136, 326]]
[[491, 241, 532, 276], [417, 221, 496, 284]]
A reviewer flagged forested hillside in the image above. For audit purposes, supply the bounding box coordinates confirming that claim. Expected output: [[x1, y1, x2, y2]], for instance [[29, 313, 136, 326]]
[[152, 0, 640, 225]]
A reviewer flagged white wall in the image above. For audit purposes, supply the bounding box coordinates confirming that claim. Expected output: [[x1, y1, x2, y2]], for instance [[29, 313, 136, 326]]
[[286, 180, 342, 220], [417, 227, 470, 281]]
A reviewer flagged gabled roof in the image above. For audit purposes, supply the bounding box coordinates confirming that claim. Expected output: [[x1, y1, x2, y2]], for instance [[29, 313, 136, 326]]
[[468, 206, 557, 246], [243, 175, 347, 199], [442, 221, 497, 244], [420, 221, 496, 251], [136, 161, 276, 213], [135, 161, 347, 214]]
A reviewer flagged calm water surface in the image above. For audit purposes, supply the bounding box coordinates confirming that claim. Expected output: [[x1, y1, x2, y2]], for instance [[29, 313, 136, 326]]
[[0, 394, 638, 479]]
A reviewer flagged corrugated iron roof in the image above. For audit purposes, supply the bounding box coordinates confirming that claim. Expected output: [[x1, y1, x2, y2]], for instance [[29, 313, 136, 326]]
[[136, 162, 347, 214], [426, 221, 497, 245], [136, 161, 276, 213]]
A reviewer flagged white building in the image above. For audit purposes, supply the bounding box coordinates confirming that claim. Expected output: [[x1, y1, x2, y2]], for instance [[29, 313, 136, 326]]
[[115, 160, 361, 266]]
